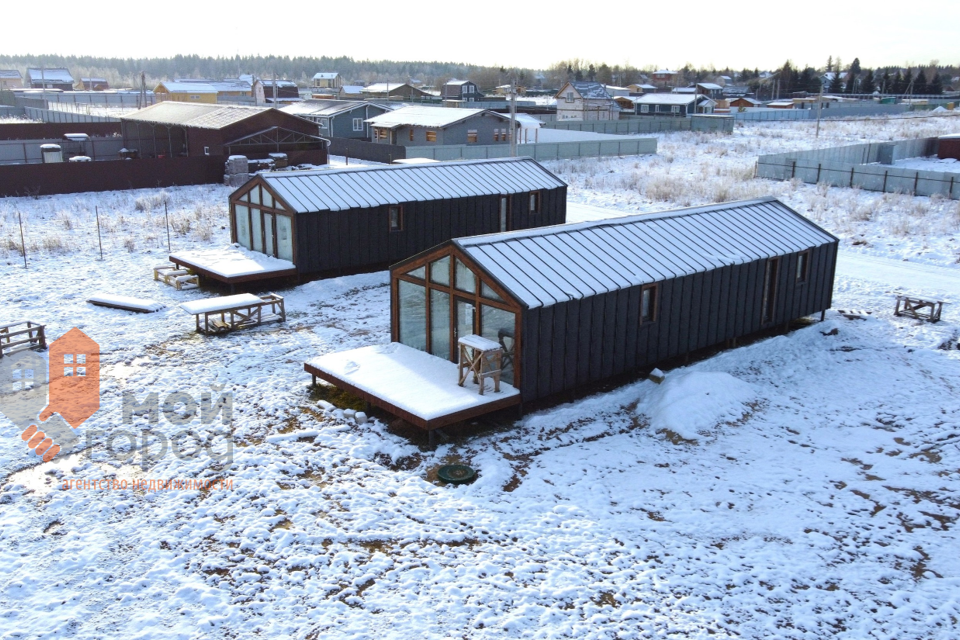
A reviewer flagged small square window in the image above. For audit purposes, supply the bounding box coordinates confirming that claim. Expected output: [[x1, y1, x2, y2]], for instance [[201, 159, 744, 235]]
[[425, 131, 437, 143], [12, 370, 21, 380], [64, 368, 74, 377], [76, 354, 86, 364], [77, 367, 86, 377], [467, 130, 478, 143], [64, 354, 74, 364], [389, 206, 403, 232]]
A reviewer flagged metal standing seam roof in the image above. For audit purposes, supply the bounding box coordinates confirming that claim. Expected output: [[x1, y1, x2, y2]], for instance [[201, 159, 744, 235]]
[[558, 81, 615, 101], [365, 106, 511, 129], [27, 68, 73, 82], [634, 93, 709, 106], [119, 102, 275, 129], [257, 158, 566, 214], [281, 100, 370, 118], [453, 198, 837, 309]]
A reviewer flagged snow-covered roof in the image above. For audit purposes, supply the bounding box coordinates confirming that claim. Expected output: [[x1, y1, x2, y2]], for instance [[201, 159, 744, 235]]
[[634, 93, 707, 105], [340, 85, 364, 94], [362, 83, 408, 93], [672, 87, 696, 94], [445, 79, 474, 86], [281, 99, 371, 118], [452, 197, 836, 309], [730, 96, 761, 105], [697, 83, 723, 90], [120, 102, 273, 129], [653, 69, 678, 75], [365, 105, 511, 129], [176, 78, 252, 92], [255, 157, 565, 214], [557, 82, 614, 101], [313, 72, 340, 80], [157, 81, 218, 94], [0, 70, 22, 79], [27, 68, 73, 82]]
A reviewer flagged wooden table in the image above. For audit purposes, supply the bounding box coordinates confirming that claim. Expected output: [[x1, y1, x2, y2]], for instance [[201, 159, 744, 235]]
[[180, 293, 285, 334], [457, 334, 503, 396], [894, 295, 944, 323]]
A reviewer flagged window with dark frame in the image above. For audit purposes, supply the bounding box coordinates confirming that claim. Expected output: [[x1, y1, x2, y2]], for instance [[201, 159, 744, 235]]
[[640, 284, 657, 323], [425, 130, 437, 142], [528, 191, 540, 214], [389, 205, 403, 232], [467, 130, 478, 143], [796, 251, 809, 283]]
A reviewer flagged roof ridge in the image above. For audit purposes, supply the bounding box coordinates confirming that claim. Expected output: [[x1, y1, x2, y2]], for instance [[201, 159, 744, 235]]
[[265, 156, 539, 179], [456, 197, 782, 247]]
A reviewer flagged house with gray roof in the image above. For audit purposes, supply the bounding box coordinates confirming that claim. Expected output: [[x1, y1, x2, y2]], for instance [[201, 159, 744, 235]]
[[442, 79, 481, 102], [0, 70, 23, 90], [633, 93, 716, 116], [555, 81, 619, 121], [280, 100, 391, 139], [365, 106, 519, 146], [26, 68, 74, 91]]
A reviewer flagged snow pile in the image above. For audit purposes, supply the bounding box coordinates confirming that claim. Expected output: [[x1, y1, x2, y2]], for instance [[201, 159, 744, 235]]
[[640, 371, 756, 441]]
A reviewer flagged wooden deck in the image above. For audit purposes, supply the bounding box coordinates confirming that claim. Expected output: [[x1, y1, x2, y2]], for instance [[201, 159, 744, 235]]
[[169, 252, 296, 286], [305, 343, 521, 431]]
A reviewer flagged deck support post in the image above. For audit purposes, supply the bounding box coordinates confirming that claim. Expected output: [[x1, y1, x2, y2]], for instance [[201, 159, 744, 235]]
[[820, 310, 826, 322]]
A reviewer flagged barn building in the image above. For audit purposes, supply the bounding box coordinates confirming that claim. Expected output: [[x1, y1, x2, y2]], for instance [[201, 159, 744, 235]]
[[118, 102, 327, 163], [211, 157, 567, 283], [366, 106, 519, 146], [305, 197, 837, 431]]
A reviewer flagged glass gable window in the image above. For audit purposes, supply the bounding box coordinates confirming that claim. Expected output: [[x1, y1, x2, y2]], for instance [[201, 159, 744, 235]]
[[276, 215, 293, 262], [251, 186, 261, 205], [251, 209, 263, 253], [262, 189, 274, 208], [455, 259, 476, 293], [430, 290, 450, 358], [235, 205, 251, 249], [481, 304, 516, 384], [430, 256, 450, 286], [406, 265, 426, 280], [398, 281, 427, 351], [481, 282, 503, 302]]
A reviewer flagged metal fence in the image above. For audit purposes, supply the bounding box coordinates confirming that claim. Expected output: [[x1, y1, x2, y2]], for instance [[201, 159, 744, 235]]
[[545, 115, 734, 134], [756, 137, 958, 199], [405, 137, 657, 162], [732, 109, 811, 121], [0, 137, 126, 164]]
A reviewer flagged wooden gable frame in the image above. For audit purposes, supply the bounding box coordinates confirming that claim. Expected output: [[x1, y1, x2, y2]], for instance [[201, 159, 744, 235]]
[[229, 177, 300, 268]]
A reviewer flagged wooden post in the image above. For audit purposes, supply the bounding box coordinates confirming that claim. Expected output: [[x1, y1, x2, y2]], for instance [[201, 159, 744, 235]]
[[164, 202, 171, 252], [95, 206, 103, 260], [17, 210, 26, 269]]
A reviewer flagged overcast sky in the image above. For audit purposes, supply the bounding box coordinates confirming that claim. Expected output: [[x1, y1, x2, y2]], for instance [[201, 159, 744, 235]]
[[3, 0, 957, 71]]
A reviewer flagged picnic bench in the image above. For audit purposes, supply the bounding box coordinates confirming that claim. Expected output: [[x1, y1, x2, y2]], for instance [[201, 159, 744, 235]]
[[894, 295, 944, 323], [180, 293, 285, 334], [0, 321, 47, 357], [154, 264, 199, 290], [457, 334, 503, 395]]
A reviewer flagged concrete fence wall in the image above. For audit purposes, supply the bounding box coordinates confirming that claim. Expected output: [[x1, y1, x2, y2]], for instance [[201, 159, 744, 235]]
[[757, 137, 958, 199], [404, 137, 657, 162]]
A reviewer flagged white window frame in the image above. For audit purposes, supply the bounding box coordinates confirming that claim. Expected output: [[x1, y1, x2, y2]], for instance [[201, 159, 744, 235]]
[[565, 91, 574, 103], [352, 117, 363, 132], [319, 117, 329, 129], [640, 104, 649, 113], [671, 105, 680, 113]]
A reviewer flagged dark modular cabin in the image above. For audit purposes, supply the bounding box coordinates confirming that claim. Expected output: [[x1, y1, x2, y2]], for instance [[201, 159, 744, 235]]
[[391, 197, 838, 404], [229, 157, 567, 278]]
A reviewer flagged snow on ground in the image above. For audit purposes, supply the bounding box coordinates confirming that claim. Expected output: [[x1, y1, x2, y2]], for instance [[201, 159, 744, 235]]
[[886, 156, 960, 173], [1, 114, 960, 639]]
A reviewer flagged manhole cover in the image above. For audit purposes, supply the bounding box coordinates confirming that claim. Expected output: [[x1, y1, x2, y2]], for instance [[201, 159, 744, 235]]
[[437, 464, 476, 484]]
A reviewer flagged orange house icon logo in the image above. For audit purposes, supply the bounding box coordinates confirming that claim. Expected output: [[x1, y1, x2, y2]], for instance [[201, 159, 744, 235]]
[[2, 328, 100, 462]]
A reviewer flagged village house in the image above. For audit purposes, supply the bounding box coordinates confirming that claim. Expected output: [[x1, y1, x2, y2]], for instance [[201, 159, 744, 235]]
[[442, 79, 481, 102], [555, 81, 619, 121], [366, 106, 519, 146], [632, 93, 716, 116], [26, 68, 74, 91], [0, 70, 23, 90], [361, 83, 431, 100], [281, 100, 390, 139], [312, 73, 343, 90]]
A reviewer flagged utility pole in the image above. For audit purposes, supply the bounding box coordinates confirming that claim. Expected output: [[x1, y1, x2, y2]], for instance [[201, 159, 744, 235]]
[[815, 85, 823, 138], [509, 79, 517, 158]]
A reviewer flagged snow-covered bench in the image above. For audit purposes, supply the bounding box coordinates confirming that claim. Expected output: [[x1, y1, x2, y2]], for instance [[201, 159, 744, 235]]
[[180, 293, 286, 334], [88, 293, 166, 314]]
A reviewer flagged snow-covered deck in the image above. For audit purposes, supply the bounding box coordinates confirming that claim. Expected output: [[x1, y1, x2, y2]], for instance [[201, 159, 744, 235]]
[[305, 343, 521, 430], [169, 245, 297, 285]]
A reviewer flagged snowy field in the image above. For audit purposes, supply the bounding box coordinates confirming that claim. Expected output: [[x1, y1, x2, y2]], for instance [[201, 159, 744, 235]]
[[1, 114, 960, 639]]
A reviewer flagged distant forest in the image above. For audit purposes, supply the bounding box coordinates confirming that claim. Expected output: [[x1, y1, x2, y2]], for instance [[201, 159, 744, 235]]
[[0, 54, 955, 94]]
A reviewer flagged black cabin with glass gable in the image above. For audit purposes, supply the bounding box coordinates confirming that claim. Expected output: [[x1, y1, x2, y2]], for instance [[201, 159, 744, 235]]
[[390, 197, 838, 403], [229, 158, 567, 277]]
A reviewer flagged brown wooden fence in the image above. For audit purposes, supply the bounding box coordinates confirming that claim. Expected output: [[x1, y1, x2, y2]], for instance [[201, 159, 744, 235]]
[[0, 156, 226, 197]]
